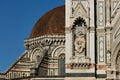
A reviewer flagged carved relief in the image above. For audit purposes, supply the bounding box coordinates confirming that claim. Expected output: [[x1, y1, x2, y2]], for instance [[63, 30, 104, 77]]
[[74, 32, 86, 55], [70, 17, 90, 69], [99, 36, 105, 62], [97, 1, 105, 26], [72, 17, 86, 56]]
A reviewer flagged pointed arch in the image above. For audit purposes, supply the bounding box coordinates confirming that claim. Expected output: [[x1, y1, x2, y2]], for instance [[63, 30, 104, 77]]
[[73, 2, 87, 18]]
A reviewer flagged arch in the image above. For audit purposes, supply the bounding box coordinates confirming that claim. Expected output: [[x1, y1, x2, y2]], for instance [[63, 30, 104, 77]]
[[72, 17, 87, 28], [51, 45, 65, 58], [30, 48, 43, 62], [111, 40, 120, 69]]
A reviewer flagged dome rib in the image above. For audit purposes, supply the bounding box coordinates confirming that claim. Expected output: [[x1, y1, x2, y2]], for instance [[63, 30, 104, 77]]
[[30, 6, 65, 38]]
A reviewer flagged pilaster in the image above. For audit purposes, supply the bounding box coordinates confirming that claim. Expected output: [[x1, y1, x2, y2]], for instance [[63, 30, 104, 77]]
[[65, 0, 95, 75], [96, 0, 107, 78], [89, 0, 95, 71], [65, 0, 73, 73], [106, 0, 111, 26]]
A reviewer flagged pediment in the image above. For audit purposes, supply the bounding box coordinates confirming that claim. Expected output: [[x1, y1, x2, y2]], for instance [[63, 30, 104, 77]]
[[112, 16, 120, 40], [72, 2, 87, 18]]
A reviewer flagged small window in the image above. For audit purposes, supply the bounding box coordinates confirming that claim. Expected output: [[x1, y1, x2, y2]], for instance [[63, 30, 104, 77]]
[[58, 54, 65, 76]]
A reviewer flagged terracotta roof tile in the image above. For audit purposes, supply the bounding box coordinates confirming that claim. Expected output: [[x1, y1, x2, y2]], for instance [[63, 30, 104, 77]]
[[30, 6, 65, 38]]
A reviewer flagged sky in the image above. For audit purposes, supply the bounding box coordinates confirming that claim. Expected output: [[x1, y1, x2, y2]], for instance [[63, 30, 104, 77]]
[[0, 0, 64, 72]]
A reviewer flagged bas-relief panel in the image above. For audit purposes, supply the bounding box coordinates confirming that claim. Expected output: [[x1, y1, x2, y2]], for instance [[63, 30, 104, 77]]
[[74, 31, 86, 56], [73, 27, 86, 57], [97, 1, 105, 26], [99, 36, 105, 62], [72, 17, 86, 57]]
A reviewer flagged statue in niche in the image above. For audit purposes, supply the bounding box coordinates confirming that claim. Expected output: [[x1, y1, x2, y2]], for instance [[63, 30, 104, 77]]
[[70, 17, 90, 65], [74, 31, 86, 56]]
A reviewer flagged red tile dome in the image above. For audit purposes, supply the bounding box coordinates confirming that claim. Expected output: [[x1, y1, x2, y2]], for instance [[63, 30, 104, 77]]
[[30, 6, 65, 38]]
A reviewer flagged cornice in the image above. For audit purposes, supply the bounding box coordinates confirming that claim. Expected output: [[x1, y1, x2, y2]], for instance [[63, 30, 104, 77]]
[[24, 35, 65, 50]]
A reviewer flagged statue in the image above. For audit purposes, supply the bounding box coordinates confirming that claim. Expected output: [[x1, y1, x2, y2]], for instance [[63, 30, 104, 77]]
[[74, 32, 86, 56]]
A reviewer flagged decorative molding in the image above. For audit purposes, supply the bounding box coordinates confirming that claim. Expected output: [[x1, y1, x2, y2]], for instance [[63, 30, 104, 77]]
[[72, 0, 87, 18], [51, 46, 65, 58], [97, 65, 107, 70], [70, 62, 90, 69], [115, 27, 120, 39], [31, 48, 42, 62], [96, 74, 106, 78], [111, 1, 120, 17], [97, 1, 105, 26], [89, 27, 95, 31], [24, 35, 65, 50], [66, 73, 95, 77], [98, 36, 105, 62], [106, 50, 111, 65]]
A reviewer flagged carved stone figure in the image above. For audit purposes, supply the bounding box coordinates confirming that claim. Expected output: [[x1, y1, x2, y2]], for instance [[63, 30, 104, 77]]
[[74, 32, 86, 56]]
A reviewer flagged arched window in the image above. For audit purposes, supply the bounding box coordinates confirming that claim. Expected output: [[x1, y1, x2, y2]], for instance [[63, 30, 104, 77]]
[[58, 54, 65, 76], [36, 55, 40, 62]]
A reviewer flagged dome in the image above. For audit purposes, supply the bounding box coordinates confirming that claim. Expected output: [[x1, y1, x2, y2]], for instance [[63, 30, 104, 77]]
[[30, 6, 65, 38]]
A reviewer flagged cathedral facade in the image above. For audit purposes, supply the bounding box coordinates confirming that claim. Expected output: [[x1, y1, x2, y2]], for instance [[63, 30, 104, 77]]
[[0, 0, 120, 80]]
